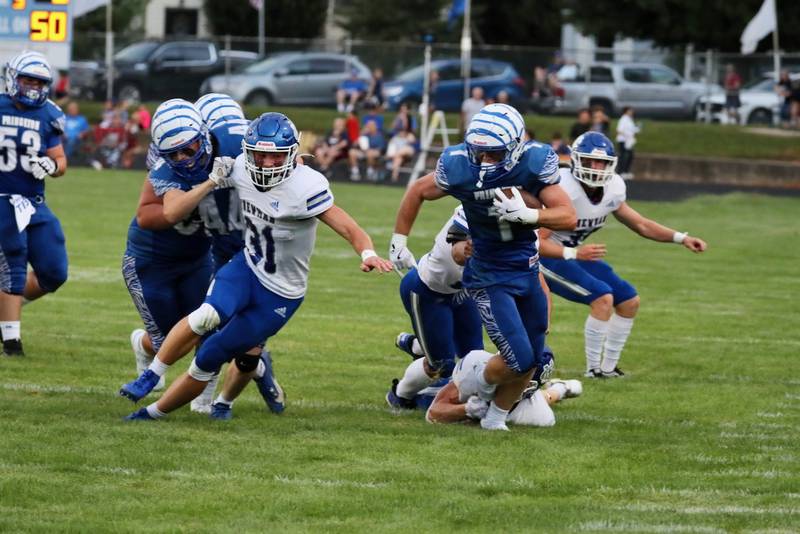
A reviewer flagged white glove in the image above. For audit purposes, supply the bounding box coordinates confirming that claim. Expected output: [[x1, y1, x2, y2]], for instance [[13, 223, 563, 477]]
[[492, 187, 539, 225], [29, 156, 57, 180], [465, 395, 489, 420], [208, 156, 235, 187], [389, 233, 417, 271]]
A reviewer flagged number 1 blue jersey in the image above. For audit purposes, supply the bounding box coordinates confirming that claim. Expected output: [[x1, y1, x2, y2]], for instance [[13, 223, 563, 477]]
[[0, 95, 65, 197], [433, 141, 560, 288]]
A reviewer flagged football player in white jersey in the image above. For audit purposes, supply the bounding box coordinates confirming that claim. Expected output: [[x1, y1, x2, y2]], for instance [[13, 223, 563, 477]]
[[538, 132, 707, 378], [124, 112, 393, 421], [425, 349, 582, 426], [386, 205, 484, 409]]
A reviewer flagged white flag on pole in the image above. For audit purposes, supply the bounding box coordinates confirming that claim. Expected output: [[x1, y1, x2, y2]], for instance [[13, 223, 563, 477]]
[[740, 0, 776, 54]]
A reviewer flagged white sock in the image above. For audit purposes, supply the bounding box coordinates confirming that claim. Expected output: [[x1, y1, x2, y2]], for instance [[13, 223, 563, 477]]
[[146, 403, 166, 419], [601, 314, 635, 373], [214, 394, 233, 407], [483, 402, 509, 426], [547, 382, 567, 401], [396, 358, 435, 399], [476, 367, 497, 400], [584, 315, 610, 371], [194, 374, 219, 405], [0, 321, 21, 341], [411, 338, 424, 357], [148, 356, 170, 377], [254, 358, 266, 378]]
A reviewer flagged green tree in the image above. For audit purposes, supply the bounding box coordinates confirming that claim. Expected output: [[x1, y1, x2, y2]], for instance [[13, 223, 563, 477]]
[[203, 0, 326, 39], [72, 0, 150, 59], [566, 0, 800, 51]]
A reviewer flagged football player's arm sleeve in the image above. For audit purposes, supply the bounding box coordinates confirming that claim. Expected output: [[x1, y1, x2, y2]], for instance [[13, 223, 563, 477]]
[[136, 179, 172, 230], [394, 172, 446, 236], [536, 184, 577, 231], [45, 144, 67, 177]]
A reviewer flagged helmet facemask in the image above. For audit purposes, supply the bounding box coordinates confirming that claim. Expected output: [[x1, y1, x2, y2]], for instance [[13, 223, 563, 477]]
[[159, 130, 212, 180], [464, 103, 526, 187], [243, 136, 299, 191], [571, 150, 617, 187], [5, 52, 53, 108]]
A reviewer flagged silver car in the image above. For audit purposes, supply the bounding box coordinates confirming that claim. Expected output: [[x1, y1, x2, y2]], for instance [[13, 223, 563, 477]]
[[200, 52, 371, 106]]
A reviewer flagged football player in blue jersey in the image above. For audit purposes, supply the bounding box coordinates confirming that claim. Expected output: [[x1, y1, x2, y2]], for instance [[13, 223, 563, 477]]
[[390, 103, 576, 430], [537, 132, 707, 378], [123, 112, 393, 422], [0, 51, 68, 356]]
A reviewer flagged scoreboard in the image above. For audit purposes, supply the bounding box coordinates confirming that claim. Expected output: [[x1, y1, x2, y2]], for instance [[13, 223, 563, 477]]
[[0, 0, 73, 71]]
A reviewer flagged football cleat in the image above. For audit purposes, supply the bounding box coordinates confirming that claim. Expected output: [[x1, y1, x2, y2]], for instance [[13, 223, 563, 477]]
[[386, 378, 417, 410], [548, 379, 583, 398], [124, 407, 155, 421], [395, 332, 423, 359], [253, 351, 285, 414], [2, 338, 25, 357], [119, 369, 161, 402], [601, 367, 625, 378], [210, 402, 233, 420], [480, 418, 510, 431], [130, 329, 165, 391], [584, 368, 605, 379]]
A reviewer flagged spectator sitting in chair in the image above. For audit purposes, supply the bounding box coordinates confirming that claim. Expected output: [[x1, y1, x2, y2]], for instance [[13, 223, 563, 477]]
[[361, 100, 385, 133], [337, 68, 368, 113], [349, 120, 385, 182], [62, 101, 91, 160], [366, 67, 385, 110], [385, 127, 417, 183], [314, 117, 351, 175], [389, 103, 417, 135], [91, 112, 127, 170]]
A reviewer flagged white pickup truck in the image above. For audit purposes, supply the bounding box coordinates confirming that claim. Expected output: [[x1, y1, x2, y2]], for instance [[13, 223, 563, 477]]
[[543, 62, 713, 119]]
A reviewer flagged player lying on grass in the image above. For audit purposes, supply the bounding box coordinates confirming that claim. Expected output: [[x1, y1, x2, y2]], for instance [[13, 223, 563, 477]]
[[537, 132, 707, 378], [425, 348, 582, 427], [124, 112, 392, 421]]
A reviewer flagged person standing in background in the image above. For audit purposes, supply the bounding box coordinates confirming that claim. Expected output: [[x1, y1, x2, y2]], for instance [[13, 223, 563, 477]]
[[615, 107, 639, 180]]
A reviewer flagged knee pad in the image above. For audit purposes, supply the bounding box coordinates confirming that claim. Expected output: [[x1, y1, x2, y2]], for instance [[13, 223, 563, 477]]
[[234, 353, 259, 374], [187, 303, 220, 335], [188, 358, 217, 382]]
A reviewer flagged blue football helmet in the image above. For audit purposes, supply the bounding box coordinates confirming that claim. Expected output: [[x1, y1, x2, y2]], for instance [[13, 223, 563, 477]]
[[150, 98, 212, 181], [194, 93, 248, 131], [570, 132, 618, 186], [242, 112, 300, 190], [4, 51, 53, 108], [464, 103, 526, 185]]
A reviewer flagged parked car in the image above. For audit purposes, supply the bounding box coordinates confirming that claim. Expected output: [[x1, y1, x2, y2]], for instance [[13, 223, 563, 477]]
[[70, 40, 259, 102], [382, 58, 526, 112], [200, 52, 371, 107], [547, 62, 714, 119], [695, 73, 800, 125]]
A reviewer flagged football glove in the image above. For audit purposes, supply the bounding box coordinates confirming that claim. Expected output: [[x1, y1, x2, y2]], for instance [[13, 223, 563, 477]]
[[389, 233, 417, 271], [208, 156, 235, 187], [492, 187, 539, 225], [29, 155, 57, 180], [465, 395, 489, 420]]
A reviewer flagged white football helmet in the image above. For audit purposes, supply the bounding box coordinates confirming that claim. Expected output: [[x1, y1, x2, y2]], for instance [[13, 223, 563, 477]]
[[151, 98, 212, 181], [4, 51, 53, 108], [195, 93, 248, 131], [464, 103, 526, 185]]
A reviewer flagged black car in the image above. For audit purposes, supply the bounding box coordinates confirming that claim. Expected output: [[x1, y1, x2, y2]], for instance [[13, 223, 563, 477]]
[[71, 40, 258, 102]]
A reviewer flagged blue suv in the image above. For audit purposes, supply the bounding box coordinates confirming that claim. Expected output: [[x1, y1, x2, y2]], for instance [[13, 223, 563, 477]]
[[382, 58, 526, 112]]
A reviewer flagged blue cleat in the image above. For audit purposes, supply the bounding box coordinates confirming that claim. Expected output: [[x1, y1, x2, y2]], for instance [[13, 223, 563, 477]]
[[124, 407, 155, 421], [119, 369, 162, 402], [395, 332, 422, 360], [386, 378, 416, 410], [210, 402, 233, 420], [253, 351, 285, 414]]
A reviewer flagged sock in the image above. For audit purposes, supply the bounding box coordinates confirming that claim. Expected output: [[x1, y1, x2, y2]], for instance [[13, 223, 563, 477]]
[[483, 402, 509, 426], [411, 338, 424, 357], [601, 314, 635, 373], [476, 367, 497, 400], [214, 394, 233, 407], [584, 315, 610, 371], [194, 374, 219, 405], [148, 356, 170, 377], [0, 321, 21, 341], [396, 358, 435, 399], [547, 382, 567, 401], [254, 358, 266, 379], [146, 403, 166, 419]]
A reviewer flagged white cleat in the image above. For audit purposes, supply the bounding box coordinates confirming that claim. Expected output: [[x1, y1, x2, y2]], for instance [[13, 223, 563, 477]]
[[480, 418, 510, 431], [190, 374, 219, 414], [130, 329, 165, 391], [548, 378, 583, 398]]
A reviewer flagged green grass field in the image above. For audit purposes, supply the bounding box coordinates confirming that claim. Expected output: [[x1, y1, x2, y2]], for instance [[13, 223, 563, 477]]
[[1, 169, 799, 532]]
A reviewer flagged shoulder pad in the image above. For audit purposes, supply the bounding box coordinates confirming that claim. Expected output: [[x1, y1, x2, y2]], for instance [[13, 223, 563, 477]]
[[526, 145, 560, 184]]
